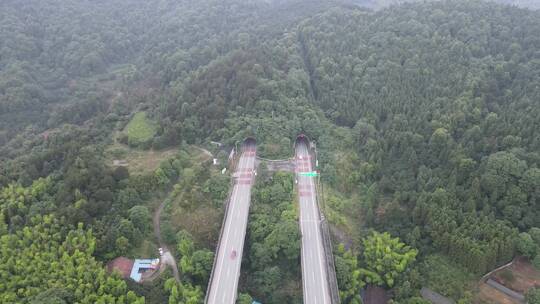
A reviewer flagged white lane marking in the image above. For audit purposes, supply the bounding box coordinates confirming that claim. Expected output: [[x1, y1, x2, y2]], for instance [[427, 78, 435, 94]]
[[209, 152, 247, 304], [297, 146, 310, 304], [227, 147, 253, 303], [211, 188, 241, 300], [309, 165, 330, 302], [297, 143, 330, 304], [229, 146, 256, 304], [298, 167, 309, 304], [299, 152, 307, 302]]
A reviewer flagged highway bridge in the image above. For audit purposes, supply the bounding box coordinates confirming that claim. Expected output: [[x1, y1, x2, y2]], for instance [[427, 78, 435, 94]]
[[296, 137, 337, 304], [206, 139, 257, 304], [205, 137, 338, 304]]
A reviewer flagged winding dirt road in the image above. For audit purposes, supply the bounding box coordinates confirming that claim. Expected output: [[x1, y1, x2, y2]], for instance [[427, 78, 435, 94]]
[[152, 198, 181, 282]]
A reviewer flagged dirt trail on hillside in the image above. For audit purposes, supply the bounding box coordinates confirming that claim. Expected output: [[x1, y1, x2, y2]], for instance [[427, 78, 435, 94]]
[[149, 197, 181, 283]]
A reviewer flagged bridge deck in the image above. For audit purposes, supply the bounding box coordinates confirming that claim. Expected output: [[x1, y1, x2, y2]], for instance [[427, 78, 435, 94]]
[[206, 144, 256, 304], [296, 141, 332, 304]]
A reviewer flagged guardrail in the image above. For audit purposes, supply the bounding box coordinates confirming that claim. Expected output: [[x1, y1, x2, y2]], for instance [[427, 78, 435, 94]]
[[311, 147, 341, 304], [320, 216, 341, 304], [204, 152, 239, 304]]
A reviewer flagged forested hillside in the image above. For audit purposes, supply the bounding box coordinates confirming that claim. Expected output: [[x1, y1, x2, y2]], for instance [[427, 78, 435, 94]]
[[298, 1, 540, 301], [1, 0, 539, 303]]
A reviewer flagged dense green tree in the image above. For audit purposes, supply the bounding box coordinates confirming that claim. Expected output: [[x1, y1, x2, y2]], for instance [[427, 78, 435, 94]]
[[360, 232, 418, 287], [190, 250, 214, 283], [264, 220, 301, 261], [128, 205, 152, 234], [252, 267, 282, 300], [533, 255, 540, 271], [0, 215, 144, 303], [177, 230, 195, 258], [517, 232, 538, 258], [115, 236, 130, 256], [28, 288, 72, 304], [406, 297, 431, 304], [243, 172, 301, 303], [1, 0, 540, 301], [526, 288, 540, 304], [237, 293, 253, 304], [164, 278, 203, 304], [335, 244, 364, 304]]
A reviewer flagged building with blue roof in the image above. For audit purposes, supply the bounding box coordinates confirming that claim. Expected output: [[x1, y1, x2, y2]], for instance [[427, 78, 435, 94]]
[[129, 259, 159, 282]]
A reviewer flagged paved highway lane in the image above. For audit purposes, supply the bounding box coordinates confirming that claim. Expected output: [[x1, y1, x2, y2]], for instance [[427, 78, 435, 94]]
[[207, 142, 256, 304], [296, 140, 331, 304]]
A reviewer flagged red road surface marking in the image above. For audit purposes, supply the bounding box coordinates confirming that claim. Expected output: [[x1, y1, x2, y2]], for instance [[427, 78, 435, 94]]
[[299, 191, 311, 197]]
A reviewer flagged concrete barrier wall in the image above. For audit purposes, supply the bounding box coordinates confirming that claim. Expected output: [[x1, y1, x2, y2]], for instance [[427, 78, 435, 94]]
[[311, 146, 341, 304], [320, 217, 341, 304]]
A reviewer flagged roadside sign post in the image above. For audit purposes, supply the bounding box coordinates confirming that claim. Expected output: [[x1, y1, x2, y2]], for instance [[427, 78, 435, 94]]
[[299, 171, 319, 177]]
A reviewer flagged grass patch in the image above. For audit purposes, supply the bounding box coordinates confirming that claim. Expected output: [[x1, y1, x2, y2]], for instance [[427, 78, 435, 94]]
[[105, 144, 212, 175], [124, 112, 156, 146], [106, 144, 180, 175]]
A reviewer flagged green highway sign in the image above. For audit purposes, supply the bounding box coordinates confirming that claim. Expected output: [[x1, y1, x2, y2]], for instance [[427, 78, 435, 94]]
[[299, 171, 319, 177]]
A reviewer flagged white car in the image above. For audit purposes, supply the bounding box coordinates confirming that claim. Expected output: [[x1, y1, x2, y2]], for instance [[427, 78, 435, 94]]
[[158, 247, 163, 256]]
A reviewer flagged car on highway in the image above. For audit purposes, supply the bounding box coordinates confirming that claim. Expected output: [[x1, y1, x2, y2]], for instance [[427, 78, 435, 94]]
[[230, 249, 237, 260]]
